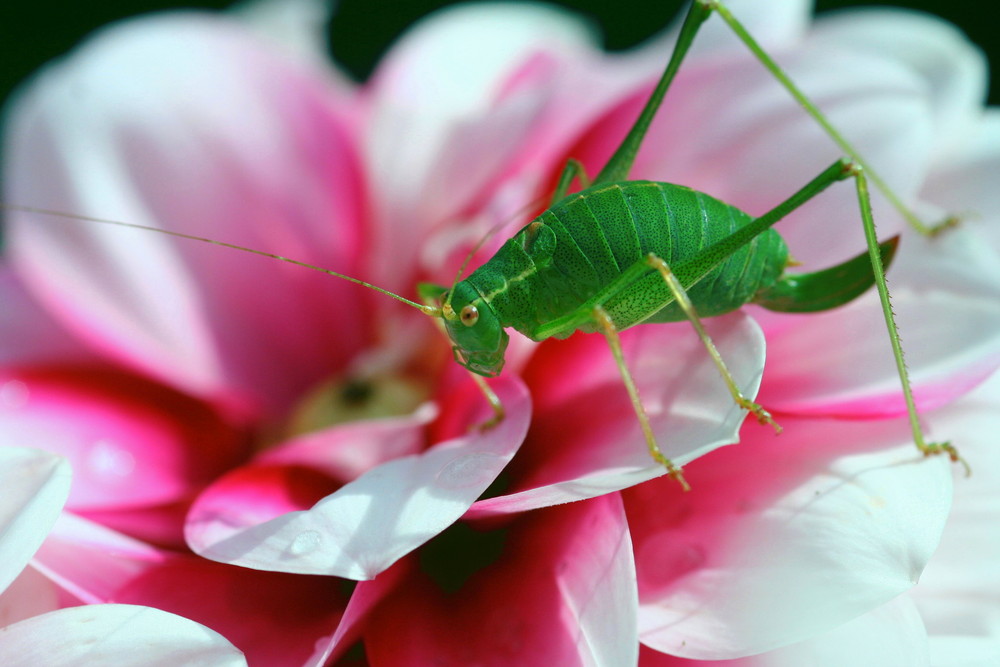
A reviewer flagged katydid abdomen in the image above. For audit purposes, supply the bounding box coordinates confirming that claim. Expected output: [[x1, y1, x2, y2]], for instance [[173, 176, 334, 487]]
[[464, 180, 788, 340]]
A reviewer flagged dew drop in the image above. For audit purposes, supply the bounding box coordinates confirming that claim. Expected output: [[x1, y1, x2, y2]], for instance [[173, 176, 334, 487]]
[[288, 530, 322, 557]]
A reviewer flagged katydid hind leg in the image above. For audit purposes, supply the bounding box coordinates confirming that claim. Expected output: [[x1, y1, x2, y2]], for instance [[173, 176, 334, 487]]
[[644, 253, 780, 432], [592, 305, 691, 491], [848, 164, 967, 471]]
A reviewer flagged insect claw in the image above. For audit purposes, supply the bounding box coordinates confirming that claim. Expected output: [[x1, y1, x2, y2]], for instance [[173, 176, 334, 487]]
[[922, 441, 971, 477], [739, 399, 782, 433], [926, 215, 961, 237], [671, 468, 692, 493]]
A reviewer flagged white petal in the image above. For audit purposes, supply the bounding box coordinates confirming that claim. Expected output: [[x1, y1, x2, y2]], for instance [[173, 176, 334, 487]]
[[744, 595, 929, 667], [0, 604, 246, 667], [0, 448, 71, 596], [812, 7, 988, 159], [563, 495, 639, 667], [189, 378, 530, 580], [636, 426, 952, 659], [233, 0, 337, 68], [910, 371, 1000, 660], [467, 313, 766, 517]]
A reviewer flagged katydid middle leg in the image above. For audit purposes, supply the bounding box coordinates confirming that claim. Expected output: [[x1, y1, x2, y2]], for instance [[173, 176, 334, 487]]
[[643, 253, 780, 432], [592, 304, 691, 491]]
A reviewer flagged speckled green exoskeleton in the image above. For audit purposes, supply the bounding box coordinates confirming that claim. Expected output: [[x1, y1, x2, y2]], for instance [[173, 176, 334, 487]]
[[13, 0, 963, 489]]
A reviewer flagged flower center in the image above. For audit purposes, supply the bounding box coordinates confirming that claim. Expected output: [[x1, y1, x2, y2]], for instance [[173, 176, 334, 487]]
[[285, 371, 432, 436]]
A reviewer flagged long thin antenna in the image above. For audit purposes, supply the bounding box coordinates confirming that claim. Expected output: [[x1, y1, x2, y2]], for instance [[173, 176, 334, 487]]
[[3, 204, 441, 317]]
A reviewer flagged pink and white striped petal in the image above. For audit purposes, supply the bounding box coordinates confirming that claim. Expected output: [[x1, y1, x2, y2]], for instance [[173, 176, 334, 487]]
[[758, 224, 1000, 418], [5, 12, 368, 415], [468, 313, 765, 517], [0, 604, 246, 667], [629, 417, 951, 659], [187, 378, 530, 580]]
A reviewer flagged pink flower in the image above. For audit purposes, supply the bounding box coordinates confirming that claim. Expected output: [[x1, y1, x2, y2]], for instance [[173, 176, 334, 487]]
[[2, 0, 999, 664]]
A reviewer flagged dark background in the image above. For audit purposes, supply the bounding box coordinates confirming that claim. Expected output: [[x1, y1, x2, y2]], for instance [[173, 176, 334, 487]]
[[1, 0, 996, 109]]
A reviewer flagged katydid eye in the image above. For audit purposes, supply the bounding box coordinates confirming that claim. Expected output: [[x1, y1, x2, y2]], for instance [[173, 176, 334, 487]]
[[460, 304, 479, 326]]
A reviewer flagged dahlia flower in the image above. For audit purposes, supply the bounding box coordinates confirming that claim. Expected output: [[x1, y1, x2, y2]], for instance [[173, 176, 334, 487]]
[[2, 0, 998, 663]]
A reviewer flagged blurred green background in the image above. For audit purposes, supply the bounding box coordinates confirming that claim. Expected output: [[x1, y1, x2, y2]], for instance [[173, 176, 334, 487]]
[[1, 0, 996, 110]]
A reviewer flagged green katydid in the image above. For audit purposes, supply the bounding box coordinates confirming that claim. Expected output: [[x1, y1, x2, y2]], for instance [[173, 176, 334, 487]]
[[7, 0, 965, 491]]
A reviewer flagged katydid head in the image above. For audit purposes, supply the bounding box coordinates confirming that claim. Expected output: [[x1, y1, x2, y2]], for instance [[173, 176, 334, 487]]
[[440, 281, 508, 377]]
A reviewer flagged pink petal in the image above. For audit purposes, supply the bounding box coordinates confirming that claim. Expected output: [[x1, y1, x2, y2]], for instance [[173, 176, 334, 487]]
[[30, 512, 347, 667], [5, 12, 368, 414], [628, 417, 951, 659], [0, 366, 247, 526], [0, 266, 93, 366], [468, 313, 765, 517], [571, 12, 935, 270], [32, 512, 169, 605], [258, 402, 438, 482], [0, 564, 59, 628], [317, 559, 412, 666], [113, 560, 347, 667], [188, 377, 530, 580], [185, 405, 440, 548], [0, 604, 247, 667], [364, 2, 599, 288], [366, 494, 637, 666], [0, 448, 71, 596]]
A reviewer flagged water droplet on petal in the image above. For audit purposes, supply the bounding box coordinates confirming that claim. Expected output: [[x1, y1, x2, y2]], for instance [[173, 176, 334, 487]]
[[288, 530, 322, 556]]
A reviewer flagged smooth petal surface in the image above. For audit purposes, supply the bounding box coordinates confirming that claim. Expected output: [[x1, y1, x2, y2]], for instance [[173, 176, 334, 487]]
[[31, 512, 172, 605], [639, 594, 929, 666], [811, 7, 988, 158], [909, 371, 1000, 664], [183, 406, 439, 554], [0, 604, 246, 667], [468, 313, 765, 517], [188, 378, 530, 579], [576, 26, 933, 268], [5, 13, 368, 414], [0, 366, 245, 512], [629, 417, 951, 659], [0, 266, 93, 366], [759, 224, 1000, 417], [367, 494, 638, 666], [0, 562, 60, 628], [30, 513, 347, 667], [365, 1, 600, 288], [0, 448, 71, 596], [921, 111, 1000, 234]]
